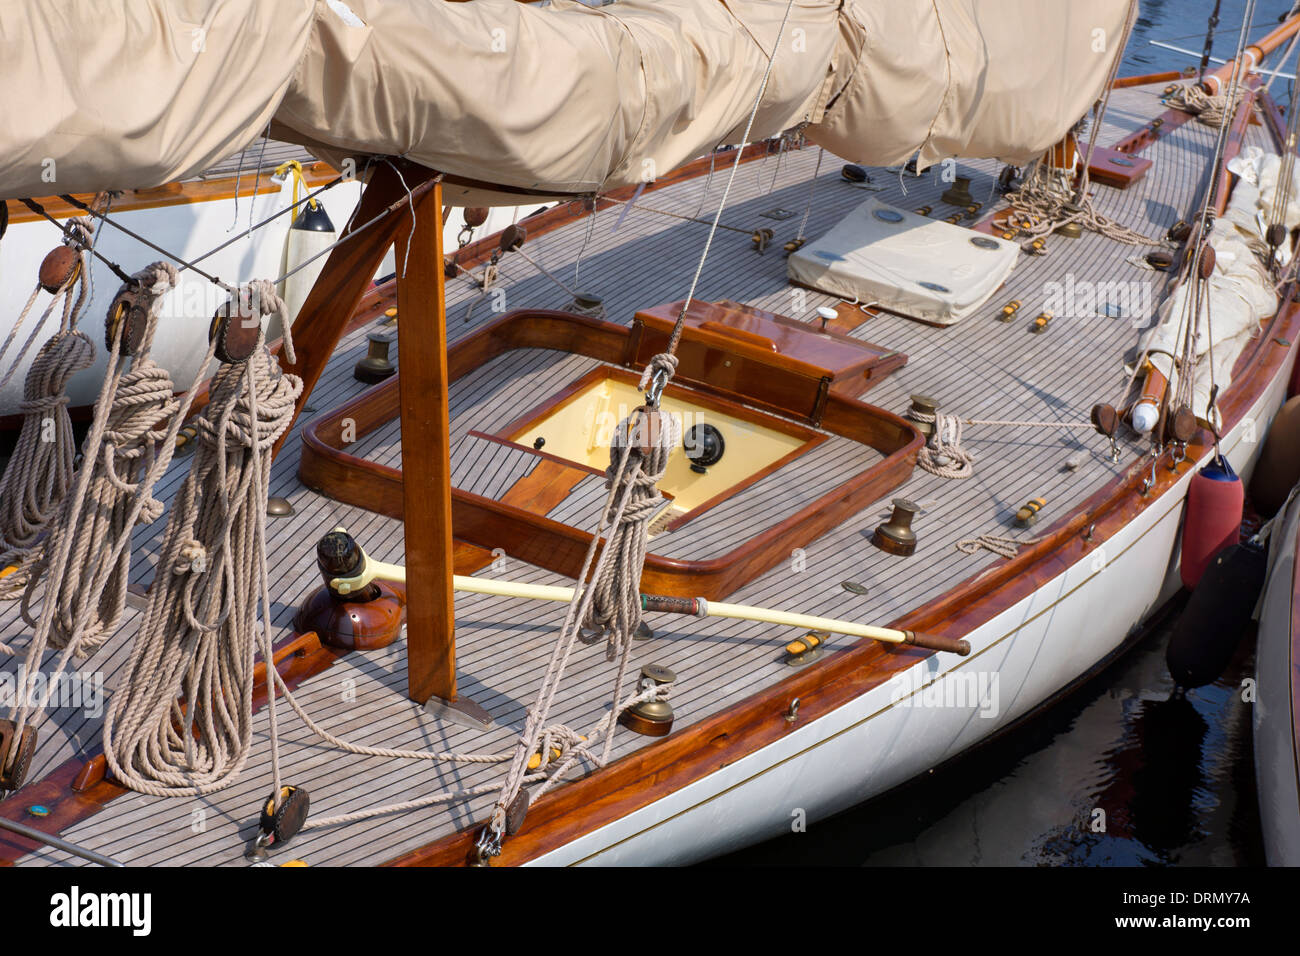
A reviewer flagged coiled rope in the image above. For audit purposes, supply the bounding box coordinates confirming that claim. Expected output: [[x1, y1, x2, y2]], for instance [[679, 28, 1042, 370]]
[[19, 264, 182, 659], [1006, 163, 1163, 246], [3, 262, 208, 779], [1165, 83, 1247, 128], [0, 221, 97, 608], [102, 280, 301, 796]]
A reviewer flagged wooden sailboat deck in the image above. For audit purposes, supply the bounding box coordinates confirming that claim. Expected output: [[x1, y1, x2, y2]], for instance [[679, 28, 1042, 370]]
[[0, 81, 1266, 865]]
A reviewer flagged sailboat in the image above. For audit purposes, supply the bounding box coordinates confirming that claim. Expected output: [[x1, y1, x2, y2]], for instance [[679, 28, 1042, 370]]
[[0, 0, 1297, 867]]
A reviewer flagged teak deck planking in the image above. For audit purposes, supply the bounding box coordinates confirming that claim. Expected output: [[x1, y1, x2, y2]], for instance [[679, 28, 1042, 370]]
[[0, 79, 1290, 866]]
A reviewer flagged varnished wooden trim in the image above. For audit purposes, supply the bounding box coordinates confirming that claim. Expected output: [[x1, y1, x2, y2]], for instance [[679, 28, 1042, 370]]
[[4, 163, 337, 226], [297, 308, 920, 600]]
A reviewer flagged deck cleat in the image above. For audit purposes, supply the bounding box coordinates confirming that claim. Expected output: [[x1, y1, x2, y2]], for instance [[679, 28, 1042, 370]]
[[915, 205, 932, 216], [782, 237, 807, 256], [619, 664, 677, 737], [872, 499, 920, 557], [998, 299, 1022, 322], [1024, 237, 1048, 256], [751, 227, 775, 253], [1015, 497, 1047, 527], [840, 164, 871, 184], [1030, 311, 1053, 333], [907, 394, 940, 437], [1146, 249, 1174, 271], [174, 423, 199, 453], [526, 735, 585, 772], [784, 631, 829, 666]]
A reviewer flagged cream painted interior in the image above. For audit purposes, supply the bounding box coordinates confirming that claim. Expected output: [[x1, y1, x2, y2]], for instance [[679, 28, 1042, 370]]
[[510, 376, 809, 516]]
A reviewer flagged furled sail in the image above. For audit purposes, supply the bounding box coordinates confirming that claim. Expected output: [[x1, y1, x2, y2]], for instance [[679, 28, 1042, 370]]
[[0, 0, 1131, 202]]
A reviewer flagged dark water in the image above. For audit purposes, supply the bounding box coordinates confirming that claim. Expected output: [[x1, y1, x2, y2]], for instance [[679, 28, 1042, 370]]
[[717, 1, 1293, 868]]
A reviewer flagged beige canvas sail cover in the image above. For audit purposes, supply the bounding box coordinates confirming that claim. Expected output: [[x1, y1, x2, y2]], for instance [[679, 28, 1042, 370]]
[[0, 0, 1131, 201]]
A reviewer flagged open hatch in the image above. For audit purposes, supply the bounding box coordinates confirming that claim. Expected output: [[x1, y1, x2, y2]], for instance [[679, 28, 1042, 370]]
[[299, 300, 922, 600]]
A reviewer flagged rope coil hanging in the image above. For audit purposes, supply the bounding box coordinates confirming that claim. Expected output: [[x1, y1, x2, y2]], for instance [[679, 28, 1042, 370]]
[[102, 280, 301, 795], [18, 263, 182, 659], [0, 220, 97, 608]]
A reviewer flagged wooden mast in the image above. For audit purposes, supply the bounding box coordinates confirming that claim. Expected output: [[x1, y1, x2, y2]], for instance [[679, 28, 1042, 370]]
[[278, 160, 470, 714], [392, 178, 460, 708]]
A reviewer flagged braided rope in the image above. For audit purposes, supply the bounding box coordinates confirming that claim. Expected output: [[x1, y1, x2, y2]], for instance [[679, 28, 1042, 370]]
[[1006, 164, 1162, 246], [1166, 83, 1246, 128], [0, 331, 95, 608], [102, 284, 299, 796], [18, 264, 181, 660], [908, 411, 975, 479]]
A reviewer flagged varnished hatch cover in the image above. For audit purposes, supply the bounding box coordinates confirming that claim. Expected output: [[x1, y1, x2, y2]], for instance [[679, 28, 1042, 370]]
[[629, 299, 906, 423]]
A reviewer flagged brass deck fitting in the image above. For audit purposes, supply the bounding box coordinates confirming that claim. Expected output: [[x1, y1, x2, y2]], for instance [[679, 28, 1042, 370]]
[[872, 499, 921, 557], [354, 330, 397, 384], [1015, 497, 1047, 527], [941, 175, 974, 207], [785, 631, 829, 666], [999, 300, 1022, 322], [294, 529, 405, 651], [620, 664, 677, 737], [908, 394, 940, 438], [1031, 311, 1053, 333]]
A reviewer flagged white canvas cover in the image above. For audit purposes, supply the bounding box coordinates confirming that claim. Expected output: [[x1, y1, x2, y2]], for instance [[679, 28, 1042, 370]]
[[787, 197, 1021, 326], [0, 0, 1132, 202], [1136, 146, 1291, 424]]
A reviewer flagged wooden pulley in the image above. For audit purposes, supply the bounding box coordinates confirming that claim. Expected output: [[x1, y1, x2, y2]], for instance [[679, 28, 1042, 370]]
[[1165, 403, 1198, 444], [1167, 219, 1191, 243], [1197, 244, 1216, 279], [258, 785, 310, 848], [104, 286, 150, 355], [1090, 402, 1120, 437], [463, 206, 489, 228], [1266, 222, 1289, 249], [1146, 250, 1174, 271], [0, 719, 37, 791], [208, 293, 263, 364], [38, 244, 81, 294], [627, 406, 672, 458], [499, 223, 526, 252]]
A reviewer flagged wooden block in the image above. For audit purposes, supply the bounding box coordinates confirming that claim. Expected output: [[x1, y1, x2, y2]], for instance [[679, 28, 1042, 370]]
[[1087, 146, 1154, 190]]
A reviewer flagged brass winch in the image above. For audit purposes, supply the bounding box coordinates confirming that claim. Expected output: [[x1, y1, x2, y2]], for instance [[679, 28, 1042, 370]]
[[872, 499, 921, 557], [941, 175, 974, 208], [619, 664, 677, 737]]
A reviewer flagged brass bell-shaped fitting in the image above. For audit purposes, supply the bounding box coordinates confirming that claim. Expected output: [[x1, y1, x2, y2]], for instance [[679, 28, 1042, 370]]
[[354, 330, 396, 384], [619, 664, 676, 737], [908, 394, 940, 438], [941, 175, 974, 208], [873, 499, 921, 557]]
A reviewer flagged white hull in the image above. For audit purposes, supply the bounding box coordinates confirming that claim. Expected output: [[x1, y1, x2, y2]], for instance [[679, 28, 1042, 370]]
[[1255, 468, 1300, 866], [532, 351, 1296, 866], [0, 185, 532, 416]]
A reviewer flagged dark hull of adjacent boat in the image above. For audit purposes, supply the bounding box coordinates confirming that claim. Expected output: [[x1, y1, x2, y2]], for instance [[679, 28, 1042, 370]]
[[1255, 486, 1300, 866]]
